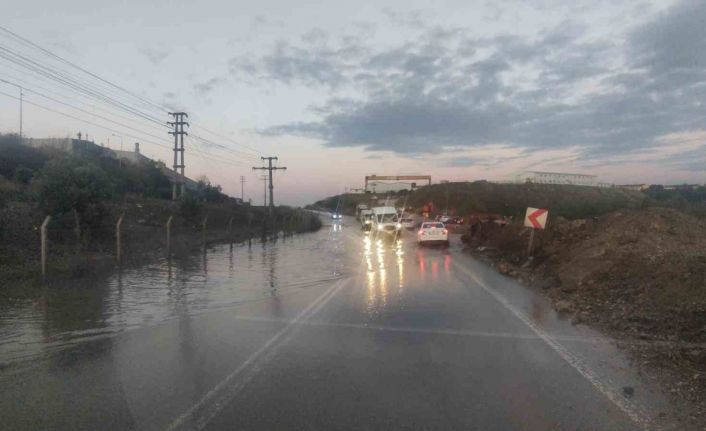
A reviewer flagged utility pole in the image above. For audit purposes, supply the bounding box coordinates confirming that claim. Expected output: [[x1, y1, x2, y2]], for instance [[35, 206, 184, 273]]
[[253, 156, 287, 218], [19, 87, 22, 143], [167, 112, 189, 200], [260, 175, 268, 207], [0, 79, 23, 143], [240, 175, 246, 201]]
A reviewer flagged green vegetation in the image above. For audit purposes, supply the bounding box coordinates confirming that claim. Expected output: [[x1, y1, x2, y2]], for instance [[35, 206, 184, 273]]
[[311, 181, 651, 220], [407, 181, 648, 220], [0, 133, 234, 225], [38, 158, 112, 227], [0, 133, 321, 286], [643, 184, 706, 217]]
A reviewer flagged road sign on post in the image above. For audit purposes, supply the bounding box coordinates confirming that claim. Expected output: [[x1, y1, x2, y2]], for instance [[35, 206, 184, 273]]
[[524, 207, 548, 229], [524, 207, 548, 257]]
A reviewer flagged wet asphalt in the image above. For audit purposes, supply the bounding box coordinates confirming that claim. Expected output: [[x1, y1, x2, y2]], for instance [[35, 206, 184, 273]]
[[0, 219, 667, 430]]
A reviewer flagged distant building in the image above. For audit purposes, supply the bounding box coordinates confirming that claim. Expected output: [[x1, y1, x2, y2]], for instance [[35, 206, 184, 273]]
[[617, 184, 650, 191], [26, 136, 199, 192], [25, 137, 115, 159], [512, 171, 599, 187], [113, 142, 151, 164], [364, 175, 432, 192]]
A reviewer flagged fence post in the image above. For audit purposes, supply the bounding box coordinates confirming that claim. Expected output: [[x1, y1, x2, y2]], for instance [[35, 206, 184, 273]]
[[116, 214, 124, 264], [202, 216, 208, 248], [72, 209, 81, 250], [247, 213, 253, 247], [228, 217, 234, 248], [166, 216, 173, 258], [40, 216, 51, 277]]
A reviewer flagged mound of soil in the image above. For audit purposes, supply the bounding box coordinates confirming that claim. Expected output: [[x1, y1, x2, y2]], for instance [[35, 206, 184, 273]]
[[465, 207, 706, 423]]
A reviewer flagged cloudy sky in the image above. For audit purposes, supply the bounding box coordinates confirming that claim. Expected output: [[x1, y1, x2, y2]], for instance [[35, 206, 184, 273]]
[[1, 0, 705, 204]]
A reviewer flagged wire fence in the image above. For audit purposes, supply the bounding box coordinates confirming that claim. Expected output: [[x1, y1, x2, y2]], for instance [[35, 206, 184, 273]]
[[0, 209, 322, 277]]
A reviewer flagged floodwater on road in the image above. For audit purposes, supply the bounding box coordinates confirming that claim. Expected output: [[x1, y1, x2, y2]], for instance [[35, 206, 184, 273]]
[[0, 219, 684, 430], [0, 228, 352, 367]]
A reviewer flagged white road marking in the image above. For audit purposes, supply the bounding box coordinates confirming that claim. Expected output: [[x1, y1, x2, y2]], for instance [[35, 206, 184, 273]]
[[451, 260, 653, 430], [194, 314, 705, 349], [165, 276, 350, 431]]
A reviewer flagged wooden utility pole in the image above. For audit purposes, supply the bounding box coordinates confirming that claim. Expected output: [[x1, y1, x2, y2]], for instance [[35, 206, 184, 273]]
[[168, 112, 189, 200], [252, 156, 287, 219]]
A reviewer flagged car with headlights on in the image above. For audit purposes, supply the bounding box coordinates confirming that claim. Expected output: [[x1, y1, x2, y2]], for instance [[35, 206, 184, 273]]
[[400, 217, 417, 230]]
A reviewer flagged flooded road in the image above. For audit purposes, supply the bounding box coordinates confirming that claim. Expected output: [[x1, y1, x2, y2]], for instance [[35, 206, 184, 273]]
[[0, 230, 350, 366], [0, 219, 676, 430]]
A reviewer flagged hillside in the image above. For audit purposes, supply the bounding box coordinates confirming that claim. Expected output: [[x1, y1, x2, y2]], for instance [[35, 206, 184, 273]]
[[310, 181, 648, 220], [407, 181, 647, 220], [0, 134, 321, 287]]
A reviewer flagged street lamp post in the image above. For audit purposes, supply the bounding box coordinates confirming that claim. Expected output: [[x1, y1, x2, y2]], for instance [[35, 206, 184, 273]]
[[0, 79, 23, 143]]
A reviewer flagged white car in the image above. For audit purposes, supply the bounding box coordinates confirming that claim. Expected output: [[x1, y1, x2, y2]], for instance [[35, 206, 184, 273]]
[[417, 222, 449, 245], [400, 217, 417, 230]]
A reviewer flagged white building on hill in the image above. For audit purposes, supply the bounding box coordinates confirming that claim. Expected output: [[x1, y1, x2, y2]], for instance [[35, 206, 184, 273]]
[[512, 171, 600, 186]]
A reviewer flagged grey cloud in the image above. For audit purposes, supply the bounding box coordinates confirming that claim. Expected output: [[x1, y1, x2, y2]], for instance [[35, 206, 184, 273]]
[[230, 40, 361, 88], [631, 2, 706, 76], [302, 28, 327, 44], [139, 47, 169, 65], [251, 1, 706, 166], [194, 77, 226, 95]]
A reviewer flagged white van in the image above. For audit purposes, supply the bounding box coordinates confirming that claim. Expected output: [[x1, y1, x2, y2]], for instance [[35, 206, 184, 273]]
[[371, 206, 401, 235]]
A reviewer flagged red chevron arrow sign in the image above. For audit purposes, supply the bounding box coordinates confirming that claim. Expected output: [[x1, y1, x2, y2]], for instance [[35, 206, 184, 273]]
[[524, 207, 548, 229]]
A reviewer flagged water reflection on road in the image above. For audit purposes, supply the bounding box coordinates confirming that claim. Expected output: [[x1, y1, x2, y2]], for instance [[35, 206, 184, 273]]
[[0, 229, 352, 366]]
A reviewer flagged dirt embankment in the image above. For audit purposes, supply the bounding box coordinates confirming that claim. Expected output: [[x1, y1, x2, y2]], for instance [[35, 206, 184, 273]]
[[465, 207, 706, 422]]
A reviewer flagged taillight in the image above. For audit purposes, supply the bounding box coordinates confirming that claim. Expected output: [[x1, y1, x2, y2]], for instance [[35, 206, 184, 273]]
[[418, 230, 424, 235], [443, 229, 448, 234]]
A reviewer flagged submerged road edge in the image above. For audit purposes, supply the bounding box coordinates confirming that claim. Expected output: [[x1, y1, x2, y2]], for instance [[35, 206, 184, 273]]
[[451, 260, 654, 431]]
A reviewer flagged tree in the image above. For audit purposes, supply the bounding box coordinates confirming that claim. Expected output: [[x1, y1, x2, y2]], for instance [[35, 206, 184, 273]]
[[37, 158, 112, 227], [12, 166, 33, 185]]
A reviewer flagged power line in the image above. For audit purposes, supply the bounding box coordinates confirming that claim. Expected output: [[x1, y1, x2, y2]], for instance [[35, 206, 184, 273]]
[[0, 46, 165, 126], [0, 78, 173, 145], [188, 137, 253, 167], [252, 156, 287, 218], [189, 121, 262, 156], [0, 68, 170, 135], [189, 133, 260, 161], [168, 112, 189, 200], [0, 25, 169, 114], [0, 89, 172, 151], [0, 27, 264, 173], [240, 175, 246, 201]]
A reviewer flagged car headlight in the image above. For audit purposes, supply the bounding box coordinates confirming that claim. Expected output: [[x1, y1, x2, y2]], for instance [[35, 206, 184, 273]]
[[395, 223, 402, 229], [377, 225, 383, 231], [365, 220, 371, 224]]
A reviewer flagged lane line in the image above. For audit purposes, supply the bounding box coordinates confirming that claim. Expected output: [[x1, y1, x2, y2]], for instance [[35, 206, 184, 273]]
[[165, 276, 350, 431], [192, 314, 706, 349], [451, 260, 653, 430]]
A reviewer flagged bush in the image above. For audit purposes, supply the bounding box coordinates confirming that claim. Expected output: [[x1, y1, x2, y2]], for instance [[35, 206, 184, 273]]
[[0, 134, 49, 178], [37, 158, 113, 227], [12, 166, 33, 185], [179, 193, 203, 224]]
